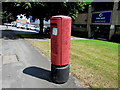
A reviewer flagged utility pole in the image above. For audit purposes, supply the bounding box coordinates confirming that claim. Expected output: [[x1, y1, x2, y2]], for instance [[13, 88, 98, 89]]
[[87, 5, 92, 38], [109, 0, 119, 40]]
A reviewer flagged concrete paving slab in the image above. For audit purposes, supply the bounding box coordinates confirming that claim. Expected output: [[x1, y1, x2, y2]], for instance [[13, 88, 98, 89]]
[[2, 55, 18, 65]]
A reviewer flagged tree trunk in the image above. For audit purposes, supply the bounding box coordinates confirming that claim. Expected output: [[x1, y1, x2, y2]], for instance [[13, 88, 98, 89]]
[[39, 17, 44, 34]]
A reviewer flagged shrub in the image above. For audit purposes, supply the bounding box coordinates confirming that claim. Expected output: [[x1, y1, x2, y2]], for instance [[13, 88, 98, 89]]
[[110, 33, 120, 43], [72, 28, 88, 38]]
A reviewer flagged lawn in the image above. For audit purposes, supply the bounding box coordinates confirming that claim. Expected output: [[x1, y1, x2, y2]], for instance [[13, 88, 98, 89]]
[[30, 39, 119, 88]]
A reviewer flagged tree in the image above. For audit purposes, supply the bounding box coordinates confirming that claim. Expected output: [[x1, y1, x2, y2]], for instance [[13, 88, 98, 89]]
[[2, 2, 87, 33], [2, 2, 32, 23], [28, 2, 87, 33]]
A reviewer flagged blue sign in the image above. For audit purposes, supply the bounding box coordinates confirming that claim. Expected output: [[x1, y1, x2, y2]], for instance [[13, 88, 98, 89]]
[[92, 12, 112, 23]]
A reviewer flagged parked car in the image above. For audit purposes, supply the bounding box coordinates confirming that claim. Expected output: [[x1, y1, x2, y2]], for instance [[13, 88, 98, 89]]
[[11, 21, 17, 27], [26, 24, 35, 30], [20, 24, 27, 29], [16, 21, 22, 28], [35, 27, 40, 32], [44, 26, 50, 34], [4, 23, 13, 26]]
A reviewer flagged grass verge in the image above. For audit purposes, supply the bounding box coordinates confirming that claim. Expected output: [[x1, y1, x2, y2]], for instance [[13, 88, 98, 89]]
[[30, 39, 119, 88]]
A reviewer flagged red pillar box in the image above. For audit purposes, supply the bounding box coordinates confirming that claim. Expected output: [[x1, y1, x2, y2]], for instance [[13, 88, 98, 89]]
[[50, 15, 72, 83]]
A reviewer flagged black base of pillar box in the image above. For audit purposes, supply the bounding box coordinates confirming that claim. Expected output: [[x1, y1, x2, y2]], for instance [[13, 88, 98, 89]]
[[51, 64, 70, 84]]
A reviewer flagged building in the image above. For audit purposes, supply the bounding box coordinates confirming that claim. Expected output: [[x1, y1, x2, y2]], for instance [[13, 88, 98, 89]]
[[73, 1, 120, 40]]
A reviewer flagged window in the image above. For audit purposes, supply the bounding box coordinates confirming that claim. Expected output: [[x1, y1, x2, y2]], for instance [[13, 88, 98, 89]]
[[118, 1, 120, 10]]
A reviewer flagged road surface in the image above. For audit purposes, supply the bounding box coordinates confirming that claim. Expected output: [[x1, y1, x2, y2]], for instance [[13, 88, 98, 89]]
[[0, 26, 86, 89]]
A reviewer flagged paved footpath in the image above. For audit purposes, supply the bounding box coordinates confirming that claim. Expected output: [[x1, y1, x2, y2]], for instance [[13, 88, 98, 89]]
[[0, 26, 87, 89]]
